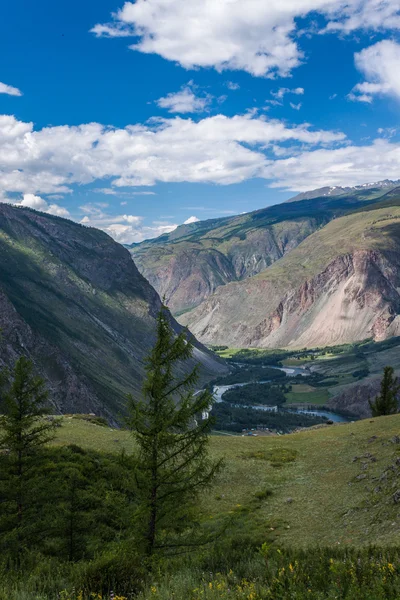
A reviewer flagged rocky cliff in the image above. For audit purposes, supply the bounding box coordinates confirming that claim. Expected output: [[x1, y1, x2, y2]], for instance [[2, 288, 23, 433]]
[[179, 206, 400, 348], [0, 205, 226, 420], [131, 188, 384, 314]]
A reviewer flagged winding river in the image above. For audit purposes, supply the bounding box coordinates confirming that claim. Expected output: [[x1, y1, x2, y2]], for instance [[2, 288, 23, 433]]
[[213, 365, 350, 423]]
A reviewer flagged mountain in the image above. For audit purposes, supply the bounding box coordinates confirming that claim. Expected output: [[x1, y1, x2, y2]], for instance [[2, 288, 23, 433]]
[[0, 205, 226, 420], [287, 180, 400, 202], [179, 202, 400, 348], [130, 188, 383, 315]]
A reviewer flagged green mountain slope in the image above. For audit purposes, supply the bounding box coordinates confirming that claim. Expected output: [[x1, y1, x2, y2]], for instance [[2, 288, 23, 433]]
[[180, 204, 400, 348], [131, 186, 393, 315], [0, 205, 226, 420]]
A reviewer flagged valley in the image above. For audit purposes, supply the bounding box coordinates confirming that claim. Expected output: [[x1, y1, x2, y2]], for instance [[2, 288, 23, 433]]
[[206, 336, 400, 433], [0, 205, 226, 421]]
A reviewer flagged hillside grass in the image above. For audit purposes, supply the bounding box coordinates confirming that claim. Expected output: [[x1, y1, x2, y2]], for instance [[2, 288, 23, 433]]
[[53, 414, 400, 548]]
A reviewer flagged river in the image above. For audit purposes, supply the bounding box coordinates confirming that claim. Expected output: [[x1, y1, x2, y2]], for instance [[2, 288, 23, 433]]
[[213, 365, 351, 423]]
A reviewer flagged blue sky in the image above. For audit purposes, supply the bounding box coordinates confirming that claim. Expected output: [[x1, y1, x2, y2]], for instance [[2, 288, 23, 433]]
[[1, 0, 400, 242]]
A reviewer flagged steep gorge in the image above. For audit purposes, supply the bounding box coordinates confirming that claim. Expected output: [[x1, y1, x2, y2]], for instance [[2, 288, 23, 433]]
[[0, 205, 226, 420]]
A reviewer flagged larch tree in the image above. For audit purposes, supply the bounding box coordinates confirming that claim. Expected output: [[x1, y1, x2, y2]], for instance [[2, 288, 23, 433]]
[[0, 356, 55, 560], [369, 366, 400, 417], [127, 306, 222, 558]]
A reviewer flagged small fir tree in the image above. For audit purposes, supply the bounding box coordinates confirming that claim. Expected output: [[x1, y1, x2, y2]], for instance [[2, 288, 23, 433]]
[[369, 366, 400, 417], [128, 306, 221, 557], [0, 356, 55, 559]]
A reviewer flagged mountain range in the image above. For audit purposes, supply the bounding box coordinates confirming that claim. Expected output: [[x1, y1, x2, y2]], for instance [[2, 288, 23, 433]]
[[0, 204, 226, 421], [131, 181, 400, 349]]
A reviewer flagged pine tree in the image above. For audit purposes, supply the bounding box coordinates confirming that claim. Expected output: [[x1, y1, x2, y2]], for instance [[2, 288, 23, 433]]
[[0, 356, 55, 559], [369, 366, 400, 416], [128, 306, 222, 557]]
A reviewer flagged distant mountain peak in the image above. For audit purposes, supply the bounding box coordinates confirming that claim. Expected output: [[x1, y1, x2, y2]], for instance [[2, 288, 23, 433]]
[[287, 180, 400, 203]]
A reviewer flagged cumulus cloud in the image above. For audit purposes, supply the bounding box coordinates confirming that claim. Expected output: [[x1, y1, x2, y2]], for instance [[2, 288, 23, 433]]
[[14, 193, 70, 217], [156, 82, 212, 113], [349, 40, 400, 103], [226, 81, 240, 90], [0, 113, 345, 200], [183, 216, 200, 224], [290, 102, 302, 110], [91, 0, 400, 77], [271, 87, 304, 100], [5, 112, 400, 231], [0, 82, 22, 96], [264, 138, 400, 191], [78, 202, 178, 243]]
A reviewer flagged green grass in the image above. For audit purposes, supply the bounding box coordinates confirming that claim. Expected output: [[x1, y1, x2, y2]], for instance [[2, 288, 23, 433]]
[[284, 385, 329, 405], [52, 413, 400, 548]]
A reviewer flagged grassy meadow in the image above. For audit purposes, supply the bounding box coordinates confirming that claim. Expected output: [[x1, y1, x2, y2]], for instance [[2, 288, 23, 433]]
[[3, 413, 400, 599], [55, 414, 400, 549]]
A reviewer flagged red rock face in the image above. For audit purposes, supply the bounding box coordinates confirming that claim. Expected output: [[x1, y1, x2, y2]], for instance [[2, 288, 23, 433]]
[[181, 247, 400, 349], [132, 215, 326, 313]]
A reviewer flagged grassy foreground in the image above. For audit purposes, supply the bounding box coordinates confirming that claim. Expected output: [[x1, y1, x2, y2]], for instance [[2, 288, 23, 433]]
[[4, 413, 400, 599], [56, 414, 400, 548]]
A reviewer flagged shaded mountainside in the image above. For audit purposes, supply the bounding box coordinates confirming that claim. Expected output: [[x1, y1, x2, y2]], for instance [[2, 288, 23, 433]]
[[130, 188, 387, 314], [180, 205, 400, 348], [0, 205, 227, 420]]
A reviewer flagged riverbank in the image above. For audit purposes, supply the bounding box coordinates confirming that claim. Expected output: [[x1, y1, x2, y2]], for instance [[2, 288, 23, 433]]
[[212, 364, 352, 426]]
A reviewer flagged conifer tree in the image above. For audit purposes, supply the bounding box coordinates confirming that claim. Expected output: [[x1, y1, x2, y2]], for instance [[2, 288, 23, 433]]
[[0, 356, 55, 559], [128, 306, 221, 557], [369, 366, 400, 416]]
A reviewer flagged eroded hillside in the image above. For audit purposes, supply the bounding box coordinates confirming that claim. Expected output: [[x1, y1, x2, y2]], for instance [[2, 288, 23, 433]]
[[131, 185, 396, 316], [180, 205, 400, 348]]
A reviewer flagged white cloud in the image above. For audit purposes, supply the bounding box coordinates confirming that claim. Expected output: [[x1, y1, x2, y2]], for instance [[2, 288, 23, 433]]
[[95, 187, 156, 196], [323, 0, 400, 33], [91, 0, 400, 78], [183, 216, 200, 224], [0, 113, 345, 199], [271, 87, 304, 100], [20, 193, 48, 211], [290, 102, 302, 110], [263, 138, 400, 191], [226, 81, 240, 90], [6, 111, 400, 233], [349, 40, 400, 103], [14, 193, 70, 217], [0, 82, 22, 96], [156, 82, 212, 113], [78, 202, 178, 243], [377, 126, 398, 138], [47, 204, 71, 217]]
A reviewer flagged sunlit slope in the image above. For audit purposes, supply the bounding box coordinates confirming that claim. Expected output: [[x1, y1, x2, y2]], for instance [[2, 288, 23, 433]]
[[180, 206, 400, 348], [54, 413, 400, 548]]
